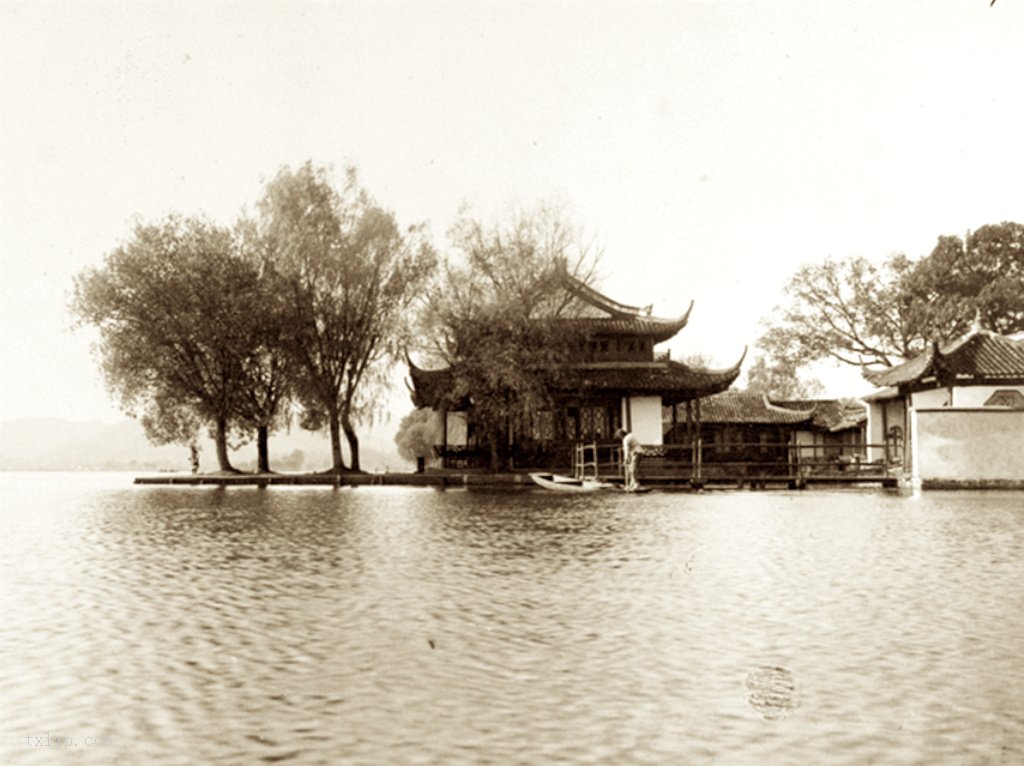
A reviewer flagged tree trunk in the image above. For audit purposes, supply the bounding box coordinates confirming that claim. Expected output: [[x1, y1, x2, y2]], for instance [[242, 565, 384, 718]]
[[328, 408, 346, 472], [215, 416, 236, 472], [257, 425, 270, 473], [343, 416, 361, 472]]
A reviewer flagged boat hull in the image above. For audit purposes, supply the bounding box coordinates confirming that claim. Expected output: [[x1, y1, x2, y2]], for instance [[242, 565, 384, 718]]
[[529, 473, 611, 492]]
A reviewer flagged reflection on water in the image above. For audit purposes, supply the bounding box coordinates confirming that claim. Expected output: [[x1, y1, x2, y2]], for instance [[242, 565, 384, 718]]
[[1, 474, 1022, 764]]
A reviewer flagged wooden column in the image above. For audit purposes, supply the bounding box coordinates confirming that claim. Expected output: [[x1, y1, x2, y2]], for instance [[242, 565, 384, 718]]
[[442, 409, 448, 469], [881, 402, 889, 466], [694, 398, 703, 483], [686, 400, 694, 480]]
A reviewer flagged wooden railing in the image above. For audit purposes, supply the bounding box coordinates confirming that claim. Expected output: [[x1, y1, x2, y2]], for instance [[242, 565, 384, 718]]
[[434, 439, 902, 486], [659, 441, 895, 485], [572, 440, 899, 487]]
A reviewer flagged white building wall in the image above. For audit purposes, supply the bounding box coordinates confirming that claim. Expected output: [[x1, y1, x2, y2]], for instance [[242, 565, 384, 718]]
[[911, 388, 950, 408], [866, 398, 907, 463], [794, 430, 819, 463], [951, 384, 1024, 407], [905, 384, 1024, 408], [867, 383, 1024, 479], [446, 410, 468, 447], [423, 409, 446, 468], [628, 396, 664, 445], [913, 408, 1024, 484], [866, 402, 882, 459]]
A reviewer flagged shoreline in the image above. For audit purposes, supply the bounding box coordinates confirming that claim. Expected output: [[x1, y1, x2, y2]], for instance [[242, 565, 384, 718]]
[[133, 471, 907, 490], [134, 471, 534, 488]]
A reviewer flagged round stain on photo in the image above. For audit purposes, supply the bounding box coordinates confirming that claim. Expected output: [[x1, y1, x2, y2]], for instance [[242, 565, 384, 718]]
[[745, 665, 801, 720]]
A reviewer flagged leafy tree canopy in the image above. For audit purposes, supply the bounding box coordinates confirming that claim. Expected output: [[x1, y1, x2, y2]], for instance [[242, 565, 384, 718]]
[[394, 408, 441, 465], [72, 215, 267, 471], [904, 221, 1024, 339], [417, 203, 601, 470], [256, 162, 436, 471], [742, 355, 824, 400], [760, 221, 1023, 374]]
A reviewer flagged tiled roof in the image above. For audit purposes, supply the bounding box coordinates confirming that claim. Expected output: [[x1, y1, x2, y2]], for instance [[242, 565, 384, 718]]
[[860, 386, 900, 402], [863, 330, 1024, 388], [407, 358, 743, 408], [556, 272, 693, 342], [561, 360, 741, 400], [696, 393, 814, 425], [555, 312, 691, 343], [774, 399, 867, 432]]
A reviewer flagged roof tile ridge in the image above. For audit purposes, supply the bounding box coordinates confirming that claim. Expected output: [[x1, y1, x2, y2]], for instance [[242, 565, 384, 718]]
[[862, 342, 935, 382], [575, 361, 665, 369], [938, 326, 983, 357], [561, 271, 694, 325], [561, 273, 648, 318], [762, 394, 814, 418]]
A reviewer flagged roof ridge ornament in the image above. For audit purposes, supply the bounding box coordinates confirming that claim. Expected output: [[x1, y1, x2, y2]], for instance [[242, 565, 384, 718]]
[[971, 307, 984, 333]]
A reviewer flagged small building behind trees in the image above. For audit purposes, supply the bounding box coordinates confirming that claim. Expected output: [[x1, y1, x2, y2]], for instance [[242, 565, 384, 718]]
[[407, 274, 743, 471], [658, 393, 867, 481]]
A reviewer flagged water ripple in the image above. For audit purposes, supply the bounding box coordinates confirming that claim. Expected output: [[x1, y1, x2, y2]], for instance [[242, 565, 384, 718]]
[[1, 476, 1022, 764]]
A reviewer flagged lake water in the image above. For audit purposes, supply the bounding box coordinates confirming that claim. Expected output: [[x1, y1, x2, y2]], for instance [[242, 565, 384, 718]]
[[1, 473, 1022, 765]]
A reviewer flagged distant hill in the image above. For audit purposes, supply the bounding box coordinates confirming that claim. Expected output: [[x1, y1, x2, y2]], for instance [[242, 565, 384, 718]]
[[0, 417, 407, 473]]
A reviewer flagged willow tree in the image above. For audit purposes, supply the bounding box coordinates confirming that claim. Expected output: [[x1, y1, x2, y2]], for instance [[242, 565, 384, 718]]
[[257, 162, 435, 472], [72, 216, 266, 471], [417, 204, 600, 471], [231, 220, 296, 473]]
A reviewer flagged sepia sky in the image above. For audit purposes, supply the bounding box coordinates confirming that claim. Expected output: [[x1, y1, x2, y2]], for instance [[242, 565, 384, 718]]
[[2, 0, 1022, 424]]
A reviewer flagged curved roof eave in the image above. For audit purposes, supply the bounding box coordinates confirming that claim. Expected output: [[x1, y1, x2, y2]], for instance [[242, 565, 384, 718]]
[[864, 330, 1024, 388], [406, 355, 458, 409], [762, 394, 815, 419], [560, 273, 652, 317], [862, 346, 935, 388], [662, 346, 746, 397], [650, 300, 694, 343], [677, 345, 747, 382]]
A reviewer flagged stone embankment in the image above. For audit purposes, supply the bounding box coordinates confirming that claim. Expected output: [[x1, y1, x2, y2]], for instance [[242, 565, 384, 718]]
[[134, 472, 535, 488]]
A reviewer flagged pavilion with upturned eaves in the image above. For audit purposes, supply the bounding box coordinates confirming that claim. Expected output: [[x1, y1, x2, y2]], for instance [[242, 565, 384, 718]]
[[407, 273, 744, 470]]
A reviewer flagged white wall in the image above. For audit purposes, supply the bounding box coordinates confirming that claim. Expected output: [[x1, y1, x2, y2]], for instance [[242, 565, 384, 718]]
[[866, 398, 906, 462], [866, 384, 1024, 477], [913, 408, 1024, 484], [446, 410, 468, 447], [628, 396, 664, 445], [794, 430, 818, 461], [951, 384, 1024, 407], [911, 388, 950, 408], [906, 384, 1024, 408], [424, 409, 445, 468]]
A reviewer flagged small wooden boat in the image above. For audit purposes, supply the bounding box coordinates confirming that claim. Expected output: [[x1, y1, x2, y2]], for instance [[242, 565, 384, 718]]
[[529, 472, 612, 492]]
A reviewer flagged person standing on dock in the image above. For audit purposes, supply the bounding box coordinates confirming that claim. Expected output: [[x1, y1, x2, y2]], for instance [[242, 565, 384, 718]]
[[615, 428, 641, 491]]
